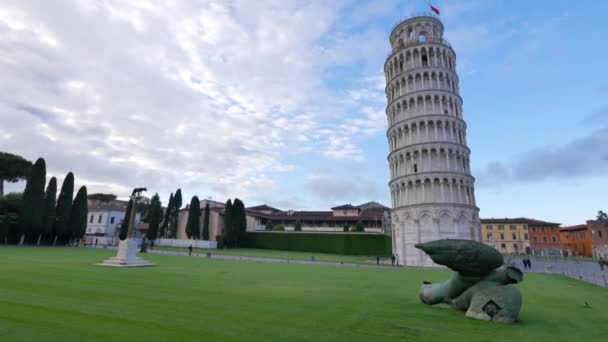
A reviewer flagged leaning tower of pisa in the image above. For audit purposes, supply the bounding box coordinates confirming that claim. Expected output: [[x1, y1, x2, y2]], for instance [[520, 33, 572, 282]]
[[385, 14, 480, 267]]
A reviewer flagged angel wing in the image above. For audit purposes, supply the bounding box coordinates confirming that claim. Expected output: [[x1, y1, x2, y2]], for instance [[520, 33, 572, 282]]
[[415, 239, 504, 277]]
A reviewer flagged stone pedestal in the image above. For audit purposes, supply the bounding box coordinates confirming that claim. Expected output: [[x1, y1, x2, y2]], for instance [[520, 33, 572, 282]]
[[97, 238, 155, 267]]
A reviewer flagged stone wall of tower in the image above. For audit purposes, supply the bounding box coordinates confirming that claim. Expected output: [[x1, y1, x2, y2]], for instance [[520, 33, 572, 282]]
[[385, 14, 480, 267]]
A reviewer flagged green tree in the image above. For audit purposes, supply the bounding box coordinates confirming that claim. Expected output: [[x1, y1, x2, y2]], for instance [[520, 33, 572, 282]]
[[294, 220, 302, 231], [0, 152, 32, 196], [53, 172, 74, 245], [40, 177, 57, 245], [119, 199, 134, 240], [343, 224, 350, 232], [0, 192, 22, 244], [232, 198, 247, 247], [265, 219, 274, 231], [20, 158, 46, 245], [202, 202, 210, 240], [168, 189, 182, 238], [160, 192, 173, 238], [87, 193, 117, 202], [147, 193, 162, 242], [223, 199, 233, 246], [355, 221, 365, 232], [186, 196, 201, 239], [598, 210, 608, 222], [69, 186, 88, 241]]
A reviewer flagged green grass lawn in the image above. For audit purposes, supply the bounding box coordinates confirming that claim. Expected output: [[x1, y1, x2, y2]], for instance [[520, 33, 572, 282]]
[[0, 247, 606, 341], [153, 246, 372, 264]]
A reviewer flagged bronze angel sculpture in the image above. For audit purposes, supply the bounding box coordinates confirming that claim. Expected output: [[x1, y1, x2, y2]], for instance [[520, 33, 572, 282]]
[[415, 239, 523, 323]]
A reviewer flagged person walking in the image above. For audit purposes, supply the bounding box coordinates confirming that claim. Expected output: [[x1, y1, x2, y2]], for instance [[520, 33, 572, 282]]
[[188, 245, 193, 256], [522, 258, 527, 270], [391, 254, 395, 266], [527, 257, 532, 270]]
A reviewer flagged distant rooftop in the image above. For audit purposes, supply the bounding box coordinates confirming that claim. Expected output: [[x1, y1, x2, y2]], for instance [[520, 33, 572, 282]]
[[480, 217, 561, 226]]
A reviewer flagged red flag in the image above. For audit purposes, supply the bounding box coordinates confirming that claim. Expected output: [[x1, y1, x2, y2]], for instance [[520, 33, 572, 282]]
[[430, 4, 440, 15]]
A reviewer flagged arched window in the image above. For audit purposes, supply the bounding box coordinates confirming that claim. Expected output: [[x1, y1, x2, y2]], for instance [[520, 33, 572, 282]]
[[419, 31, 427, 43]]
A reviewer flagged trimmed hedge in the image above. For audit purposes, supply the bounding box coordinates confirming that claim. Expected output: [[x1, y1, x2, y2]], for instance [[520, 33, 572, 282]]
[[244, 232, 391, 256]]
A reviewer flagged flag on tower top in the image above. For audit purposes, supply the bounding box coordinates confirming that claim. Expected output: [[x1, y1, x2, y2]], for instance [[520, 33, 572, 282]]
[[430, 4, 440, 15]]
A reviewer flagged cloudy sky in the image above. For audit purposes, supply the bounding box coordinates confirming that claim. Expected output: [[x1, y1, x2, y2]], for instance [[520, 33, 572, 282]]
[[1, 0, 607, 225]]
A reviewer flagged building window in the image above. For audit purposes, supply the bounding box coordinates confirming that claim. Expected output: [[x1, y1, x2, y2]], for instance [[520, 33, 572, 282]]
[[500, 233, 504, 240], [523, 225, 527, 230], [110, 217, 115, 224], [487, 233, 493, 240], [543, 237, 547, 242], [413, 164, 418, 173], [89, 215, 94, 223], [552, 236, 557, 242], [501, 243, 506, 252], [509, 225, 516, 231], [498, 225, 504, 230], [541, 227, 545, 232], [524, 233, 528, 240], [487, 225, 493, 230], [98, 215, 102, 223], [343, 210, 347, 215], [531, 227, 536, 232], [533, 236, 537, 242], [512, 233, 516, 240], [599, 231, 603, 238]]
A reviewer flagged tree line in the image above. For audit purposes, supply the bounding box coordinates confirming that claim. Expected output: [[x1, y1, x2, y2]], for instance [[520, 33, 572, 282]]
[[0, 153, 88, 245]]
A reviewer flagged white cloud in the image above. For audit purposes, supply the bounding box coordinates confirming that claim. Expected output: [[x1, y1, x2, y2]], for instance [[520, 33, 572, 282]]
[[0, 0, 392, 204]]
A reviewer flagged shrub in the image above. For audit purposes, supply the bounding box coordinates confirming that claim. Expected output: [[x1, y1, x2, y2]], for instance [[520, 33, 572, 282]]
[[273, 224, 285, 231], [216, 235, 224, 249], [355, 221, 365, 232], [244, 232, 391, 256], [343, 224, 349, 232], [265, 220, 274, 231]]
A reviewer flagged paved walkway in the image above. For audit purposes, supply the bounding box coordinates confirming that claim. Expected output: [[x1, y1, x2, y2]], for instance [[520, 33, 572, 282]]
[[92, 246, 608, 287], [510, 256, 608, 287], [146, 248, 403, 269]]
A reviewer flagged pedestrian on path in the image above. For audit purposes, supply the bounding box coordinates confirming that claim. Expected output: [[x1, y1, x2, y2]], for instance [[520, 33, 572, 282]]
[[522, 258, 527, 270], [391, 254, 395, 266], [527, 258, 532, 270], [188, 245, 192, 256]]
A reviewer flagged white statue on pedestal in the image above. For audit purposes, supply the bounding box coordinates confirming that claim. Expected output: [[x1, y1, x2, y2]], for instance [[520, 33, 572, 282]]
[[97, 188, 155, 267]]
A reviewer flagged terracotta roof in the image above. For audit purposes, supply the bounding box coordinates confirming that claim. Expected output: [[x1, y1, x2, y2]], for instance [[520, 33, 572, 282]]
[[331, 204, 359, 210], [247, 204, 282, 212], [88, 199, 129, 211], [560, 224, 587, 232], [480, 217, 560, 226]]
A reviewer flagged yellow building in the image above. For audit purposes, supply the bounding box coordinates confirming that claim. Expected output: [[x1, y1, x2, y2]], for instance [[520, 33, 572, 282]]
[[480, 218, 532, 255]]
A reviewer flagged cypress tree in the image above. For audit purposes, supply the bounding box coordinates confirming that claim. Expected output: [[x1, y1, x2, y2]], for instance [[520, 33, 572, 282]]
[[202, 202, 210, 240], [223, 199, 233, 247], [185, 196, 201, 239], [69, 186, 88, 241], [160, 192, 173, 238], [170, 189, 182, 238], [147, 194, 162, 242], [232, 198, 246, 247], [54, 172, 74, 245], [20, 158, 46, 245], [119, 199, 133, 240], [41, 177, 57, 245]]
